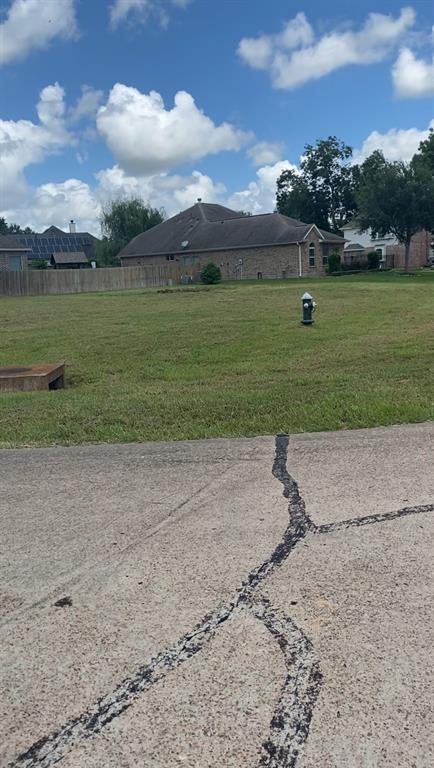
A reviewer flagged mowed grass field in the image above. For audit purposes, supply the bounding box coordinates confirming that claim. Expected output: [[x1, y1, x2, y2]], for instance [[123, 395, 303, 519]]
[[0, 272, 433, 448]]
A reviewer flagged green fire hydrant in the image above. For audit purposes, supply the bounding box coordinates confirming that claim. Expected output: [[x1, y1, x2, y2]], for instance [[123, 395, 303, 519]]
[[301, 292, 317, 325]]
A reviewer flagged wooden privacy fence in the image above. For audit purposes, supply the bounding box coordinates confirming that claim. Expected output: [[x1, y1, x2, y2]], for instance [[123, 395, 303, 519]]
[[0, 264, 201, 297]]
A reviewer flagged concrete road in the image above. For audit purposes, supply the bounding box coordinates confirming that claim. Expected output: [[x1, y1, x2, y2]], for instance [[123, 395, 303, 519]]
[[1, 423, 433, 768]]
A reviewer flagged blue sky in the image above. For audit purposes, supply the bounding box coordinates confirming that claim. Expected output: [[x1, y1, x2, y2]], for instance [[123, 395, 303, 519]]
[[1, 0, 433, 234]]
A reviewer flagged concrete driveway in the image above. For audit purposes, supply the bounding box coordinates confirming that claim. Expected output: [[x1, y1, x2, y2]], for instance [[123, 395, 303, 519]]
[[1, 423, 433, 768]]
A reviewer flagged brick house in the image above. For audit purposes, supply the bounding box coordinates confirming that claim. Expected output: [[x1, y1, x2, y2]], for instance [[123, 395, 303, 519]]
[[119, 202, 345, 279], [0, 235, 31, 271]]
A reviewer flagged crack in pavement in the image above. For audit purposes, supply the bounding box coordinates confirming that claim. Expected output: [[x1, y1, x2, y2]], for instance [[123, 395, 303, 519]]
[[7, 436, 434, 768], [249, 596, 322, 768], [316, 503, 434, 534]]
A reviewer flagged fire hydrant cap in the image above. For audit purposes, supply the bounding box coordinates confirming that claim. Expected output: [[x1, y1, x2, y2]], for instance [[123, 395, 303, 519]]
[[302, 292, 313, 300]]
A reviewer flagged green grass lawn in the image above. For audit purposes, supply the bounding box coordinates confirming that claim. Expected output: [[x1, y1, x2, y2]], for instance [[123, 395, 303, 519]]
[[1, 271, 433, 448]]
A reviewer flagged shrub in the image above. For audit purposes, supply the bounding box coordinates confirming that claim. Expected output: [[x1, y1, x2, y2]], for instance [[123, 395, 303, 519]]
[[367, 251, 380, 270], [200, 262, 221, 284], [342, 259, 366, 271], [327, 251, 341, 274], [30, 259, 48, 269]]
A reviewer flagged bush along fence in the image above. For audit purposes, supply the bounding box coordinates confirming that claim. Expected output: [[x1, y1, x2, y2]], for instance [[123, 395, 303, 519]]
[[0, 264, 201, 297], [328, 250, 382, 275]]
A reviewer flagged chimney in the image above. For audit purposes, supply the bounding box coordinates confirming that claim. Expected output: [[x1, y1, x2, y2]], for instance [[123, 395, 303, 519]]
[[197, 198, 202, 203], [69, 219, 76, 233]]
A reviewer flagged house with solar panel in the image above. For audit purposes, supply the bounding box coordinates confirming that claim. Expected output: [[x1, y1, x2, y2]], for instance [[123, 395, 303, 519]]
[[6, 221, 99, 269]]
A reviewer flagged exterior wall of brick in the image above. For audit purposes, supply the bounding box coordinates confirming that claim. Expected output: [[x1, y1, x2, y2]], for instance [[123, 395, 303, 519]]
[[385, 230, 432, 268], [0, 251, 27, 271], [121, 236, 344, 279]]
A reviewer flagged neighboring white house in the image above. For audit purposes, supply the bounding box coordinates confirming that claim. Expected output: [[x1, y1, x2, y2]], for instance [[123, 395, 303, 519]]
[[341, 220, 397, 258]]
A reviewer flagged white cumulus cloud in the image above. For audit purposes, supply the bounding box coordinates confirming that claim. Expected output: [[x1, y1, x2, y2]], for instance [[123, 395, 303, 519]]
[[238, 7, 415, 90], [2, 166, 227, 235], [353, 120, 434, 163], [70, 85, 105, 122], [238, 12, 313, 70], [0, 81, 241, 234], [0, 82, 71, 205], [392, 41, 434, 98], [96, 84, 252, 175], [109, 0, 192, 29], [0, 0, 78, 66], [96, 166, 225, 215], [29, 179, 100, 235], [247, 141, 285, 166], [227, 160, 297, 215]]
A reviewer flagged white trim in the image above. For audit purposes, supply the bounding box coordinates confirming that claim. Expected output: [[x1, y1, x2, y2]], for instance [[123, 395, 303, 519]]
[[0, 247, 30, 252], [303, 224, 324, 241], [298, 243, 302, 277]]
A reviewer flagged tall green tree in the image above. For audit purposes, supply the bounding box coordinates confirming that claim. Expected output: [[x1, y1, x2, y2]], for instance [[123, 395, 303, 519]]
[[356, 150, 434, 271], [276, 136, 359, 233], [0, 217, 34, 235], [97, 198, 164, 266], [413, 128, 434, 174]]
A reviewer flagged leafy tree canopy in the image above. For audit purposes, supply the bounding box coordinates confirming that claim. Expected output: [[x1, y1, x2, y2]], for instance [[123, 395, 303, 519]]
[[356, 150, 434, 271], [276, 136, 359, 233], [97, 198, 164, 266], [413, 128, 434, 174], [0, 217, 34, 235]]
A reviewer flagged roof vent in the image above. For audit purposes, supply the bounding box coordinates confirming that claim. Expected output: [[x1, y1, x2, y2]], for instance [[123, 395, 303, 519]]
[[181, 240, 189, 249], [197, 198, 202, 203], [69, 219, 76, 233]]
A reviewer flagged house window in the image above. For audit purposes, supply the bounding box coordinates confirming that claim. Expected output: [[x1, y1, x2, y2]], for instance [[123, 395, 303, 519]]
[[183, 254, 199, 266], [308, 243, 315, 267], [166, 255, 175, 261], [322, 255, 328, 266]]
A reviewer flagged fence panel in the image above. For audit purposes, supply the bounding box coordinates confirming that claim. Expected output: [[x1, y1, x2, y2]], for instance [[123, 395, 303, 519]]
[[0, 265, 200, 297]]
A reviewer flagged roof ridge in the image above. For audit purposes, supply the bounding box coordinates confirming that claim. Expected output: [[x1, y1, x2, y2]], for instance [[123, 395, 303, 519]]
[[196, 203, 207, 222], [277, 212, 309, 227]]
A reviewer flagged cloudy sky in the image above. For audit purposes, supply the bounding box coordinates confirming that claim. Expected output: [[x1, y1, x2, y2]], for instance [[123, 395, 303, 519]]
[[0, 0, 433, 235]]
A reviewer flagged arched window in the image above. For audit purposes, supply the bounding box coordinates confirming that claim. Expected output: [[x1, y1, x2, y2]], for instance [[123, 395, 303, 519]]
[[309, 242, 315, 267]]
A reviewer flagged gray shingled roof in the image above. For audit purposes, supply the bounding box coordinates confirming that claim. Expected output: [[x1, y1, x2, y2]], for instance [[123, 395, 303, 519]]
[[0, 235, 31, 251], [119, 203, 344, 259], [341, 219, 361, 231], [40, 226, 98, 239], [344, 243, 366, 251], [43, 225, 67, 235], [51, 251, 89, 265]]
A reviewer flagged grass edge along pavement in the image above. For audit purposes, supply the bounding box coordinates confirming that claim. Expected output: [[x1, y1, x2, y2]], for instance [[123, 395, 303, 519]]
[[0, 271, 433, 448]]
